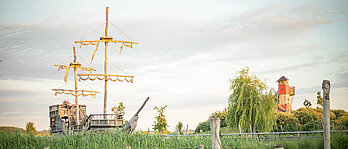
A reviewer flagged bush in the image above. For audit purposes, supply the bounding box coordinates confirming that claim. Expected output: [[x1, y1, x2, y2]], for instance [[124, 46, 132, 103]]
[[293, 110, 318, 126], [335, 119, 348, 130], [195, 121, 210, 133], [274, 112, 300, 132], [302, 120, 323, 131]]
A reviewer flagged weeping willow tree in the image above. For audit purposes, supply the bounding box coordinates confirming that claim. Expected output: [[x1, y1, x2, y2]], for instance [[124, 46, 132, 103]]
[[227, 67, 277, 133]]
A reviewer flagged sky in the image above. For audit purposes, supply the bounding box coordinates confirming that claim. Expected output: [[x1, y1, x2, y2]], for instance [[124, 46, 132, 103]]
[[0, 0, 347, 131]]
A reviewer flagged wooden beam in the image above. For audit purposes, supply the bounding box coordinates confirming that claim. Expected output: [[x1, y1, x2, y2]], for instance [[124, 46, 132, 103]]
[[52, 89, 100, 93], [75, 40, 138, 44]]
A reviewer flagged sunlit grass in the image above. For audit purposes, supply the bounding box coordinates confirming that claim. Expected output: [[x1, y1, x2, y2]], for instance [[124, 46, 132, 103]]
[[0, 131, 346, 149]]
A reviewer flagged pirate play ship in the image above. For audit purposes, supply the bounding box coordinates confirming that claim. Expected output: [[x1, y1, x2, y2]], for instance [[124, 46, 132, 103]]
[[49, 7, 148, 134]]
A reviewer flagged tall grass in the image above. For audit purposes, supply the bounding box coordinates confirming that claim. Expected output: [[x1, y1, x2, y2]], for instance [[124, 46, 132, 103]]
[[0, 131, 347, 149]]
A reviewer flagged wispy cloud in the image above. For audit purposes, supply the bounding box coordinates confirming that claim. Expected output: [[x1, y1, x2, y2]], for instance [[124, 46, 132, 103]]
[[0, 1, 348, 130]]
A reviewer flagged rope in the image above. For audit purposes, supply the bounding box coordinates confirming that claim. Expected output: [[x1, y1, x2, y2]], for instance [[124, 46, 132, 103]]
[[79, 80, 98, 91], [108, 57, 130, 75], [108, 20, 134, 41], [58, 55, 73, 65], [55, 81, 71, 89], [79, 23, 105, 41]]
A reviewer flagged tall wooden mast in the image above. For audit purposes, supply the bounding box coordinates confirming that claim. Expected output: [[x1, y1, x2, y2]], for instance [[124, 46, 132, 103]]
[[73, 47, 80, 124], [104, 7, 109, 115], [75, 7, 138, 115], [52, 47, 100, 125]]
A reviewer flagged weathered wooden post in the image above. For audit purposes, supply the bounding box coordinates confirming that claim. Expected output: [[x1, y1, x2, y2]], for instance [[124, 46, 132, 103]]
[[322, 80, 331, 149], [199, 144, 204, 149], [209, 118, 221, 149]]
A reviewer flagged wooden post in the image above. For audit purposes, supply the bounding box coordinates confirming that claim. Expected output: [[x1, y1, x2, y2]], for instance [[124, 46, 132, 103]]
[[186, 124, 188, 135], [104, 7, 109, 115], [199, 145, 204, 149], [73, 47, 80, 125], [322, 80, 330, 149], [209, 118, 221, 149]]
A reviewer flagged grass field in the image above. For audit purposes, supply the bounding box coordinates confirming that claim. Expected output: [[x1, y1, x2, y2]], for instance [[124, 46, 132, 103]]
[[0, 130, 347, 149]]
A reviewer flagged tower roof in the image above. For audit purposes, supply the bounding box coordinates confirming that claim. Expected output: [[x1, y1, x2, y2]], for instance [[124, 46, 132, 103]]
[[277, 76, 289, 82]]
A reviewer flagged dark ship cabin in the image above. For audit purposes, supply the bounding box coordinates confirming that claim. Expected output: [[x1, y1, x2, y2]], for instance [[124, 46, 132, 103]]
[[49, 101, 87, 134]]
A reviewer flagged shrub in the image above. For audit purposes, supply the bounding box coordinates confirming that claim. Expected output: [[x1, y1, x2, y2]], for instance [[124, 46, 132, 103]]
[[195, 121, 210, 133], [302, 120, 323, 131], [274, 112, 300, 132]]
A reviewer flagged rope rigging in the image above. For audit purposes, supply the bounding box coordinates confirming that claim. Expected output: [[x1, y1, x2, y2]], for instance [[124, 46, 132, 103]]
[[79, 23, 105, 41], [108, 20, 134, 41], [108, 57, 131, 75]]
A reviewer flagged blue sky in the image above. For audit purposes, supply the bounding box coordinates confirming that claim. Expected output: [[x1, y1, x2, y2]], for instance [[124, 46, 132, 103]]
[[0, 0, 347, 131]]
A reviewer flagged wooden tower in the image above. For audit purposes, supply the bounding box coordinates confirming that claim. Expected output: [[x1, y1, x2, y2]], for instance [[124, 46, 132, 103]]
[[277, 76, 295, 113]]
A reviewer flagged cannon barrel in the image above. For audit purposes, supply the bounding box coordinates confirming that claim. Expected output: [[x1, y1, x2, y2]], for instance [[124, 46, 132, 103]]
[[124, 97, 150, 133], [134, 97, 149, 116]]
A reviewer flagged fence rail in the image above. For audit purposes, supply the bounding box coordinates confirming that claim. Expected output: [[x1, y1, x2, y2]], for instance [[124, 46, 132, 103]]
[[163, 130, 348, 137]]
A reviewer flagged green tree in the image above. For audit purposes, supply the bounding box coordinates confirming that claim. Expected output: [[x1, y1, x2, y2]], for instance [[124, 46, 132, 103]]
[[195, 121, 210, 133], [316, 92, 323, 107], [293, 110, 318, 129], [112, 102, 125, 118], [226, 67, 277, 133], [153, 105, 168, 134], [25, 122, 37, 135], [303, 99, 312, 108], [176, 121, 183, 134]]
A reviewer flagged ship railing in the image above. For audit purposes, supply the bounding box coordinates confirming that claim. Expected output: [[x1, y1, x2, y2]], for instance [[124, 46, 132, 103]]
[[84, 114, 124, 131], [71, 124, 84, 132]]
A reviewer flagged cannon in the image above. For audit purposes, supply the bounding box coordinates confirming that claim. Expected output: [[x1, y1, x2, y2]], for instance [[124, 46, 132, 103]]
[[124, 97, 150, 133]]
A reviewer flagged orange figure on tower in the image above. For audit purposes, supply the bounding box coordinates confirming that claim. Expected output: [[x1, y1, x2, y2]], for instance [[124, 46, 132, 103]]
[[277, 76, 295, 114]]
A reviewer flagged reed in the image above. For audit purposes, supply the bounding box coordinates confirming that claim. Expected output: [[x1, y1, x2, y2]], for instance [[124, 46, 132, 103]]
[[0, 131, 346, 149]]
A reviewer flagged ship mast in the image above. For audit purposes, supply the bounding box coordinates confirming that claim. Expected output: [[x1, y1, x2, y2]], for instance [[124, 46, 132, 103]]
[[104, 7, 109, 115], [52, 47, 100, 125], [75, 7, 138, 115]]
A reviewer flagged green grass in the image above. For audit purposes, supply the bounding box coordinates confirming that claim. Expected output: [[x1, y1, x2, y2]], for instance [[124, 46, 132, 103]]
[[0, 131, 347, 149]]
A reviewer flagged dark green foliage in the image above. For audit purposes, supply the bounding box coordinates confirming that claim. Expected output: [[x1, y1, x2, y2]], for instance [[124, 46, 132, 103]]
[[303, 99, 312, 108], [274, 107, 348, 132], [333, 109, 347, 118], [317, 92, 323, 107], [176, 121, 183, 134], [335, 119, 348, 130], [302, 120, 323, 131], [274, 113, 300, 132], [293, 110, 318, 126], [195, 121, 210, 133]]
